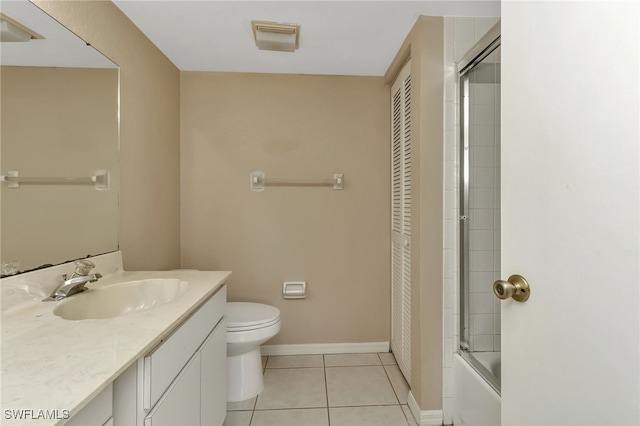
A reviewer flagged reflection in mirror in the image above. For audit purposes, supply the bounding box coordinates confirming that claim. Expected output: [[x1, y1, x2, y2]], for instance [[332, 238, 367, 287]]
[[1, 0, 119, 275]]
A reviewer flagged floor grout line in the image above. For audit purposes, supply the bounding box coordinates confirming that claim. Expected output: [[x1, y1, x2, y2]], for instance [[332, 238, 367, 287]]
[[228, 353, 411, 426], [323, 354, 331, 426], [247, 355, 268, 425], [381, 358, 403, 406], [249, 403, 411, 412]]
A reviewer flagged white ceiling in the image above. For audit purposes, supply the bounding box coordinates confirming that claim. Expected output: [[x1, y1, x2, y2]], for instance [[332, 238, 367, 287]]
[[113, 1, 500, 76], [0, 0, 116, 68]]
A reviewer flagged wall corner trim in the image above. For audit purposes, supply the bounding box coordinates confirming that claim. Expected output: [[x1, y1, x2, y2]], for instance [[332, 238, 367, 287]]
[[408, 391, 444, 426], [261, 342, 390, 356]]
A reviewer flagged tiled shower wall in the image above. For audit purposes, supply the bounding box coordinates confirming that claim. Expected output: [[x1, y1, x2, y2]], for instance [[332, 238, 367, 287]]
[[442, 16, 499, 425], [467, 52, 501, 353]]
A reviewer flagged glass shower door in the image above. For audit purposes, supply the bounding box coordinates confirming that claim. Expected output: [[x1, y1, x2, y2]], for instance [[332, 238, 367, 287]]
[[459, 38, 501, 392]]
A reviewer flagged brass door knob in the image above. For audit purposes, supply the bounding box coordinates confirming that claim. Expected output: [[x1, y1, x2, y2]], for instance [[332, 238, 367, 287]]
[[493, 274, 530, 302]]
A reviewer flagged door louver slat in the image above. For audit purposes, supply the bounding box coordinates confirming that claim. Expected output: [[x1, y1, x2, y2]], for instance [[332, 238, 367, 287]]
[[390, 60, 412, 385]]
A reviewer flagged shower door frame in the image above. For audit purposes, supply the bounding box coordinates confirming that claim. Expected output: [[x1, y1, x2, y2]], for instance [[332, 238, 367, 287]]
[[457, 22, 501, 393]]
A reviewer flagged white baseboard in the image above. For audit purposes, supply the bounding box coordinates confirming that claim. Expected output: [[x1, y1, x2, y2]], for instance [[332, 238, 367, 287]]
[[261, 342, 390, 356], [408, 391, 444, 426]]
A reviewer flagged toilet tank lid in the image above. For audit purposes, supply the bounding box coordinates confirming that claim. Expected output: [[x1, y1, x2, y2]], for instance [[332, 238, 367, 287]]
[[227, 302, 280, 328]]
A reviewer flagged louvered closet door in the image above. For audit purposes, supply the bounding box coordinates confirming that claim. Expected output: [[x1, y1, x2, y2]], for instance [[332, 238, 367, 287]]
[[390, 60, 411, 385]]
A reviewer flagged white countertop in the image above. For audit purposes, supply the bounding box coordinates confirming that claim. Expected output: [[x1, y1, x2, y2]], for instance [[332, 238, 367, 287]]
[[1, 252, 231, 425]]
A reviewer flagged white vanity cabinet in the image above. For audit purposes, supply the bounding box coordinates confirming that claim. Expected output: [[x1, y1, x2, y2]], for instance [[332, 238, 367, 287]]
[[66, 384, 113, 426], [199, 315, 227, 426], [113, 284, 227, 426], [144, 352, 201, 426]]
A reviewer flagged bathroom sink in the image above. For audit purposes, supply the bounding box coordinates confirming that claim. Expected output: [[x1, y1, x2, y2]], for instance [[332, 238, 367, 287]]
[[53, 278, 189, 320]]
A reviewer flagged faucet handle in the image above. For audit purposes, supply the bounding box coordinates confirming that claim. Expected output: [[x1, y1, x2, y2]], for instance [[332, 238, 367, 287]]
[[73, 260, 96, 276]]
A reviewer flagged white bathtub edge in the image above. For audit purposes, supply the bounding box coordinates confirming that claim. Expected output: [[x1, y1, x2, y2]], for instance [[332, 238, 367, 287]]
[[453, 353, 501, 426]]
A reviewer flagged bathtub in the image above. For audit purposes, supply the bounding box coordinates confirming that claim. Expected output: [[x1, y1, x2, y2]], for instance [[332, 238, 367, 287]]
[[453, 352, 501, 425], [471, 351, 501, 383]]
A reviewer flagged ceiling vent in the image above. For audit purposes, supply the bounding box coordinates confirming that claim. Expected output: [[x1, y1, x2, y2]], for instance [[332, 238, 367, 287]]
[[0, 14, 42, 42], [251, 20, 300, 52]]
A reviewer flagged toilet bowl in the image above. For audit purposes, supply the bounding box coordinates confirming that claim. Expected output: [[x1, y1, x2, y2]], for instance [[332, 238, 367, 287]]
[[226, 302, 281, 402]]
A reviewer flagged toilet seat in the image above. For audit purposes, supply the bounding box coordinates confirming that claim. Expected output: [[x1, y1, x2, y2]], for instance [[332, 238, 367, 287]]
[[227, 302, 280, 332]]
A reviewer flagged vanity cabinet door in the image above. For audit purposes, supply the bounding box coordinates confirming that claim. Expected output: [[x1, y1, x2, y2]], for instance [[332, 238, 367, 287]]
[[200, 318, 227, 426], [143, 286, 226, 410], [67, 383, 113, 426], [144, 352, 201, 426], [113, 284, 228, 426]]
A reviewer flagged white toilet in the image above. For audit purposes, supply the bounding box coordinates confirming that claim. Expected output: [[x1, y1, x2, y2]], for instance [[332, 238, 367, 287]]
[[226, 302, 281, 402]]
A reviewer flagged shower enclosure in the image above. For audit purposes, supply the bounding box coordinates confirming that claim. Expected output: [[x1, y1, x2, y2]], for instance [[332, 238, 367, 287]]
[[458, 22, 501, 395]]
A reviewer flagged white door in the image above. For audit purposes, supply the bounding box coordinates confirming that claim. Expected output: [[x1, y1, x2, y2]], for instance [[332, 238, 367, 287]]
[[390, 59, 412, 383], [501, 2, 639, 425]]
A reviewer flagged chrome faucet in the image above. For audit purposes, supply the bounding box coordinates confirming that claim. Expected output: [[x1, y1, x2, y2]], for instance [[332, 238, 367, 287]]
[[44, 260, 102, 301]]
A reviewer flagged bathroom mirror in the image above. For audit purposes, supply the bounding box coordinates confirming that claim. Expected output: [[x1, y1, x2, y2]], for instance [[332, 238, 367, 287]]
[[0, 0, 119, 275]]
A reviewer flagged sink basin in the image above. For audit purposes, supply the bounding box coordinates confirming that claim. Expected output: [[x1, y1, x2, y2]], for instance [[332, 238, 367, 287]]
[[53, 278, 189, 320]]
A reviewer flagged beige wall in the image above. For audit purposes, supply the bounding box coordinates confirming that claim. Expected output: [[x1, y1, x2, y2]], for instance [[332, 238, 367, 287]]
[[33, 0, 181, 270], [25, 2, 442, 410], [180, 72, 390, 345], [1, 66, 118, 271], [387, 16, 445, 411]]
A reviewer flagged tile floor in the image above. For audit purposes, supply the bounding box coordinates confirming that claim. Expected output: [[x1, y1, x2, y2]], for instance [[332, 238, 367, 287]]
[[224, 352, 417, 426]]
